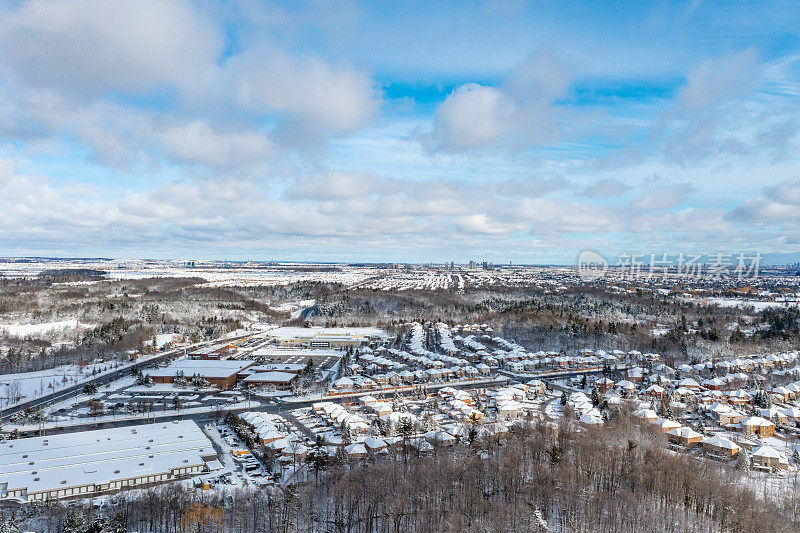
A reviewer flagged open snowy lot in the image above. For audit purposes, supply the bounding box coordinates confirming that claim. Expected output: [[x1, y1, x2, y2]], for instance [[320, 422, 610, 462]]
[[0, 361, 117, 407]]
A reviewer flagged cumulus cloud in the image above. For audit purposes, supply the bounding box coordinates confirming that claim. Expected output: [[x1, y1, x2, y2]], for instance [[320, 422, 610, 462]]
[[0, 0, 221, 97], [0, 0, 384, 160], [430, 84, 514, 151], [233, 51, 381, 142], [730, 177, 800, 224], [425, 53, 570, 152], [0, 87, 276, 169], [154, 120, 275, 168]]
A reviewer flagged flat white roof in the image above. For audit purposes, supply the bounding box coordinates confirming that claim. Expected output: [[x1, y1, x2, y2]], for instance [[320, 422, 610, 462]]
[[0, 420, 215, 498], [243, 371, 297, 383], [250, 347, 342, 357], [267, 327, 389, 341], [146, 358, 255, 379]]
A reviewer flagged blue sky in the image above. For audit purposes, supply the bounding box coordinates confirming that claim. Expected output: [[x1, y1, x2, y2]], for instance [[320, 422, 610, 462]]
[[0, 0, 799, 263]]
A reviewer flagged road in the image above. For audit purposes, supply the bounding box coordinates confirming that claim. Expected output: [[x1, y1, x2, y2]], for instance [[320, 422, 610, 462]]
[[11, 377, 510, 437], [0, 334, 255, 424]]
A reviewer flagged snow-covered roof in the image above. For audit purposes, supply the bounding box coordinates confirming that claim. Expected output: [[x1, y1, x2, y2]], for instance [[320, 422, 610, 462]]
[[701, 435, 740, 451], [147, 358, 255, 379], [0, 420, 214, 499], [243, 371, 297, 383]]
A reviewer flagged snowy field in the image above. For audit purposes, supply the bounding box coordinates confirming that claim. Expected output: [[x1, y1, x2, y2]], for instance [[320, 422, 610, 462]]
[[0, 318, 95, 337], [0, 259, 377, 287], [270, 299, 317, 318], [685, 297, 798, 311]]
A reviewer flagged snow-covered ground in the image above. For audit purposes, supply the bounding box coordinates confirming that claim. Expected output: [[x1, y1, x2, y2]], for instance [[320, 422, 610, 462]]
[[149, 333, 184, 349], [270, 299, 316, 318], [8, 398, 262, 432], [687, 297, 797, 311], [0, 259, 378, 287], [0, 361, 119, 407], [0, 318, 95, 337]]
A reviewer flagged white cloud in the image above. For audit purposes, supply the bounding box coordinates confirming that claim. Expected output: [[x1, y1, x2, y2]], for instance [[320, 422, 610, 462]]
[[154, 120, 275, 168], [731, 177, 800, 224], [0, 0, 221, 97], [677, 49, 760, 109], [582, 178, 628, 198], [233, 51, 381, 142], [629, 182, 694, 212], [430, 84, 515, 151], [286, 170, 398, 200], [426, 53, 569, 152], [0, 0, 384, 157], [0, 87, 276, 169]]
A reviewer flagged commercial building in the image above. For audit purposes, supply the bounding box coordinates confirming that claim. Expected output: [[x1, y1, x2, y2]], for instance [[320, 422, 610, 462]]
[[242, 371, 298, 390], [0, 421, 219, 502], [146, 359, 255, 389], [187, 344, 230, 360], [265, 327, 390, 349]]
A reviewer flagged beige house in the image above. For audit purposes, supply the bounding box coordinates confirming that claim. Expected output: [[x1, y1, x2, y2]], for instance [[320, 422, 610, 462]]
[[740, 416, 775, 437], [701, 435, 741, 458], [666, 426, 703, 447], [751, 444, 788, 470]]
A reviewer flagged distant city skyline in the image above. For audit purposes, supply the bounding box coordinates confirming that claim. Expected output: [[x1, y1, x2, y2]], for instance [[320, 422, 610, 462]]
[[0, 1, 799, 262]]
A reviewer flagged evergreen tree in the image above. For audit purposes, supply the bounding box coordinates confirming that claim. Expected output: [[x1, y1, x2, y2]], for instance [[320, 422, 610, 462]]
[[755, 389, 772, 409], [341, 422, 352, 445], [106, 515, 127, 533], [63, 510, 86, 533], [560, 391, 567, 406], [306, 436, 329, 480], [0, 515, 22, 533], [738, 449, 750, 473], [467, 425, 478, 446]]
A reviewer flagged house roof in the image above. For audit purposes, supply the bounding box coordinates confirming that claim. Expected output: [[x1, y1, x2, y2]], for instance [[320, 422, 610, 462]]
[[702, 435, 740, 450], [667, 426, 702, 439], [752, 444, 782, 459]]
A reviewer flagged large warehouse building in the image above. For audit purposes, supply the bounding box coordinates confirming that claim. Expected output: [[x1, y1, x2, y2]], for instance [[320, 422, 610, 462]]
[[265, 327, 390, 349], [0, 420, 220, 502], [146, 359, 255, 389]]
